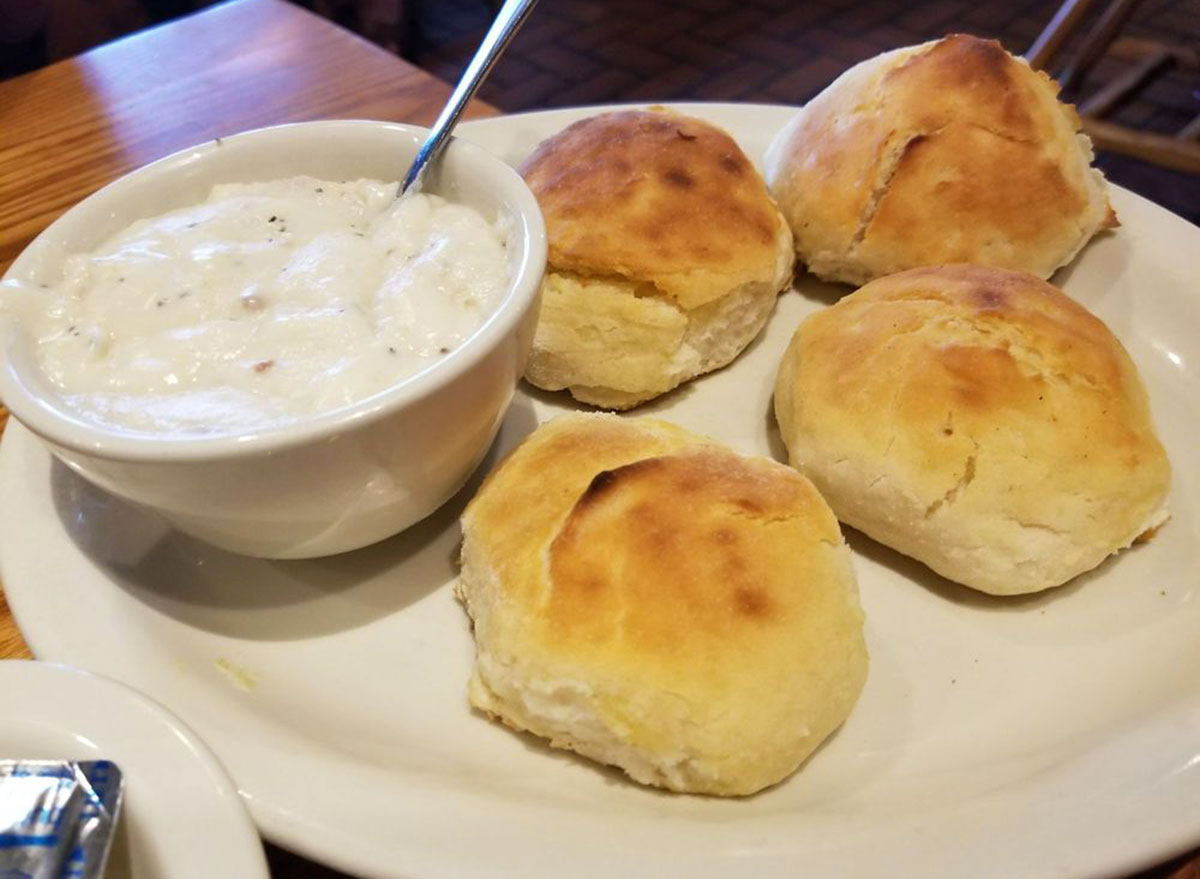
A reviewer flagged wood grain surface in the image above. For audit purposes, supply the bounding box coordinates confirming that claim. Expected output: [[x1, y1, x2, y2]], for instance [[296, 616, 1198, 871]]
[[0, 2, 1195, 877]]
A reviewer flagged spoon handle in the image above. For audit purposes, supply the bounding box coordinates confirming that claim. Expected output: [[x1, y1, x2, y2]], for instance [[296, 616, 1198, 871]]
[[400, 0, 540, 196]]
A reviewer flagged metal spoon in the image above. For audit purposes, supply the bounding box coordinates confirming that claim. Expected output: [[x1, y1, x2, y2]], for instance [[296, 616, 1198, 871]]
[[399, 0, 540, 197]]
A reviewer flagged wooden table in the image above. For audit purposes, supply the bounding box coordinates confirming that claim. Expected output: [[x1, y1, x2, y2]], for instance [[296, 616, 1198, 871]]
[[0, 2, 1195, 877]]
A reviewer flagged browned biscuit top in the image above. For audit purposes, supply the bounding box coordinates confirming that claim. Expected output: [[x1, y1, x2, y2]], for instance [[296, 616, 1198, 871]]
[[793, 265, 1156, 467], [769, 35, 1115, 283], [883, 33, 1069, 137], [520, 109, 789, 309], [544, 447, 839, 662], [463, 414, 860, 691]]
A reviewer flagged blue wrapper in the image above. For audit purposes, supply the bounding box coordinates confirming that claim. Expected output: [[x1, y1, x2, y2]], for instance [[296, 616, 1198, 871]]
[[0, 760, 123, 879]]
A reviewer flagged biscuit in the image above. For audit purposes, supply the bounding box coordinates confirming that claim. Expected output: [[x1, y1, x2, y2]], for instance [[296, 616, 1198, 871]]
[[764, 35, 1116, 285], [457, 413, 868, 795], [520, 109, 794, 408], [774, 264, 1170, 595]]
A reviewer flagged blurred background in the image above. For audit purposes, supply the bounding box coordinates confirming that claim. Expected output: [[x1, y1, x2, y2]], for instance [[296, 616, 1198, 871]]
[[2, 0, 1197, 222]]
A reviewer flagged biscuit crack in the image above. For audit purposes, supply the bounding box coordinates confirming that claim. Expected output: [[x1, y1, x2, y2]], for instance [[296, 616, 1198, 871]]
[[916, 313, 1105, 395], [964, 121, 1039, 146], [725, 506, 797, 527], [849, 124, 949, 252], [1013, 518, 1067, 535], [924, 445, 978, 518]]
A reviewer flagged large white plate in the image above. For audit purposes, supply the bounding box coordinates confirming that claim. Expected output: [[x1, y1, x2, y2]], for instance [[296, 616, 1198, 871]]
[[2, 104, 1199, 879], [0, 660, 269, 879]]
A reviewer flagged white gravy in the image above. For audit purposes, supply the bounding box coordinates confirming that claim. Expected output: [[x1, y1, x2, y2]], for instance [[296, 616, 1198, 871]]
[[1, 177, 511, 434]]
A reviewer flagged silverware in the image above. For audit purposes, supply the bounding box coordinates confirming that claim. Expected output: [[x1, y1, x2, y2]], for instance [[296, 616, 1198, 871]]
[[399, 0, 539, 197]]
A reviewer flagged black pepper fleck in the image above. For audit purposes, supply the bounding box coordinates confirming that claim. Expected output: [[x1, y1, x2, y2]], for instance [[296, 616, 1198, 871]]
[[387, 346, 396, 355], [438, 346, 450, 355]]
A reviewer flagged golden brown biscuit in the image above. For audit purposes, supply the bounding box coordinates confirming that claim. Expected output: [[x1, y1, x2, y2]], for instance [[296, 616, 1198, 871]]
[[457, 414, 868, 795], [764, 35, 1117, 285], [519, 109, 794, 408], [774, 265, 1170, 595]]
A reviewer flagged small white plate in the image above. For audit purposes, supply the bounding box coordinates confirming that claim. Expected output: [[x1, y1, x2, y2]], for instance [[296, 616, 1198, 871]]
[[2, 104, 1199, 879], [0, 660, 268, 879]]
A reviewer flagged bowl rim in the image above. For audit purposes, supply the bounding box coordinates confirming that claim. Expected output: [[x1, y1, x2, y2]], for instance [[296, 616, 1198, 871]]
[[0, 119, 546, 463]]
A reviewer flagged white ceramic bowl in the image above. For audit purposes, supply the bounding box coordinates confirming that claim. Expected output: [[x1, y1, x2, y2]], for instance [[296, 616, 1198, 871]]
[[0, 121, 546, 558]]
